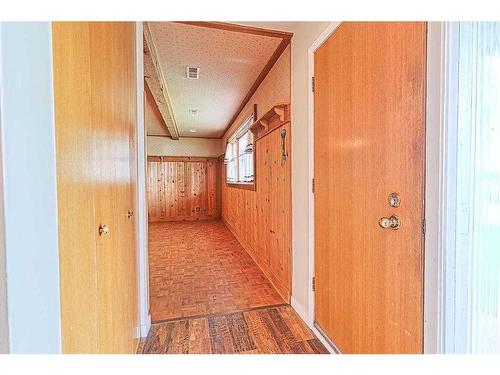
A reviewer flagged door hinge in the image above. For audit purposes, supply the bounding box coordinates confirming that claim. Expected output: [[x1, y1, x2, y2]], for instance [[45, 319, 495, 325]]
[[312, 178, 315, 193], [422, 218, 426, 235], [312, 76, 315, 93], [312, 276, 316, 292]]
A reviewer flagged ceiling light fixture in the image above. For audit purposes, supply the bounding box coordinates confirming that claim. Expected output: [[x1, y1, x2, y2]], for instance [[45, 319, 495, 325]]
[[189, 129, 197, 133]]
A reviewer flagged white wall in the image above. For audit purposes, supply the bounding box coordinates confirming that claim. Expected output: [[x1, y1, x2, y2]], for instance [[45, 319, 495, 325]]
[[0, 22, 61, 353], [0, 32, 8, 350], [147, 136, 224, 157]]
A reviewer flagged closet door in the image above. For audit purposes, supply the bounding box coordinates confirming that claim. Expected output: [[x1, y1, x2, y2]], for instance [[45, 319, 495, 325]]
[[53, 21, 138, 354], [90, 22, 138, 353], [53, 22, 98, 353]]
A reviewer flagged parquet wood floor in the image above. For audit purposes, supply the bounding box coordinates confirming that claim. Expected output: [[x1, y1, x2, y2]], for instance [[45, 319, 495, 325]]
[[148, 220, 284, 322], [139, 305, 329, 354]]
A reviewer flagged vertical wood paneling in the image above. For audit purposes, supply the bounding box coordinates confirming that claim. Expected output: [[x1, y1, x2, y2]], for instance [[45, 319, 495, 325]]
[[221, 123, 291, 302], [147, 158, 221, 221], [147, 161, 159, 219], [207, 160, 218, 216]]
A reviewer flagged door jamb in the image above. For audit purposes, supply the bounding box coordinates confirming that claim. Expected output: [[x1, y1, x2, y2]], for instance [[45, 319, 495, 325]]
[[135, 21, 151, 339], [306, 21, 341, 353]]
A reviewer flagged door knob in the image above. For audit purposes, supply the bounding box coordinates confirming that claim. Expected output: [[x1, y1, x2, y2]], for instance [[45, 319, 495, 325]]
[[128, 210, 134, 218], [98, 225, 109, 236], [378, 215, 401, 230]]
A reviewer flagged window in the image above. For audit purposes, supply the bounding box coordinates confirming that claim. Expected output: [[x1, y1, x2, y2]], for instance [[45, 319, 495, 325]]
[[443, 22, 500, 353], [224, 115, 254, 184]]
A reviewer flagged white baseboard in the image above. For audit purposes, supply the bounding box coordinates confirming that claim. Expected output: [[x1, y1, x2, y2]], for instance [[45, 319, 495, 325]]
[[139, 314, 151, 338], [311, 326, 338, 354], [290, 296, 337, 354], [290, 296, 311, 325]]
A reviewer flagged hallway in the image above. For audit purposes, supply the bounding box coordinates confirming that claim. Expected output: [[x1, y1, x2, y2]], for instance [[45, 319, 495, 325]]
[[139, 305, 328, 354], [148, 220, 284, 322], [145, 220, 327, 354]]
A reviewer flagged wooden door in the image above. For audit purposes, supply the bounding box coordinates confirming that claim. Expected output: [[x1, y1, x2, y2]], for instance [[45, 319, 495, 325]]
[[53, 22, 99, 353], [53, 21, 138, 353], [314, 22, 426, 354], [90, 22, 138, 353]]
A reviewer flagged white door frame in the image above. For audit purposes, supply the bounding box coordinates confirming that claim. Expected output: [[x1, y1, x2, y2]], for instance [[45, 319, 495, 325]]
[[307, 21, 449, 354], [135, 21, 151, 338]]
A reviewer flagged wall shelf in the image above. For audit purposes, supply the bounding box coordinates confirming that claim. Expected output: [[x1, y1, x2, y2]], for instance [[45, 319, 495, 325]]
[[250, 103, 290, 140]]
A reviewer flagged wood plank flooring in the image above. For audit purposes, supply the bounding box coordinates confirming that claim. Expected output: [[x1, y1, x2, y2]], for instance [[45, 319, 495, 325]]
[[148, 220, 284, 322], [139, 305, 329, 354]]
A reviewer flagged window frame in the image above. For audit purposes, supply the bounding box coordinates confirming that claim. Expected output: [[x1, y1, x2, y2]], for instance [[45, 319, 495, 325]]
[[225, 113, 256, 191]]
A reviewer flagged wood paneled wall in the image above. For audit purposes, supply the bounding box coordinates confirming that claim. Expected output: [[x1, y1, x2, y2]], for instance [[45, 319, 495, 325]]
[[222, 122, 291, 302], [147, 157, 221, 221]]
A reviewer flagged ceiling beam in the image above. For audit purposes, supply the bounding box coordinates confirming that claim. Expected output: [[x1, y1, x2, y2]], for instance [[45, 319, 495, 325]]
[[144, 80, 171, 138], [143, 22, 180, 140], [221, 37, 291, 139], [173, 21, 293, 40]]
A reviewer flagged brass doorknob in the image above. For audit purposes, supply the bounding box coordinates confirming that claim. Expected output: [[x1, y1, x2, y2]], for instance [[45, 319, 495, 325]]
[[99, 225, 109, 235], [127, 210, 134, 218], [378, 215, 401, 230]]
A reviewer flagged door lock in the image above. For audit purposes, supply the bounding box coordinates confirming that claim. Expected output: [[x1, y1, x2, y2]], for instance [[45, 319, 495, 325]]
[[388, 192, 401, 207], [378, 215, 401, 230]]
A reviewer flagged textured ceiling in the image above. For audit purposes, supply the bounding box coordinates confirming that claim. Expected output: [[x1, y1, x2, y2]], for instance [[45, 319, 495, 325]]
[[147, 22, 282, 138]]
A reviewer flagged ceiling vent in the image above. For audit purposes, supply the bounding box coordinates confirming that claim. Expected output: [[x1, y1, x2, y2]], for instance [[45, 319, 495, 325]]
[[186, 66, 200, 79]]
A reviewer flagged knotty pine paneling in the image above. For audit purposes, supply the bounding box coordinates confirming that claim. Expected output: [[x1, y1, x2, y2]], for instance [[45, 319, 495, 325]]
[[222, 123, 291, 302], [147, 157, 221, 222]]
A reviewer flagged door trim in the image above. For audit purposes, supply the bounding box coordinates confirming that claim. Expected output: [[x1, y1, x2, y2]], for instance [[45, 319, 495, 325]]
[[305, 21, 341, 353], [135, 21, 151, 339], [306, 21, 450, 354]]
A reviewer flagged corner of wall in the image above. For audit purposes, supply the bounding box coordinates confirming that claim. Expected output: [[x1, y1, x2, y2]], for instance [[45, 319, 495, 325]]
[[290, 296, 311, 327], [0, 21, 61, 354]]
